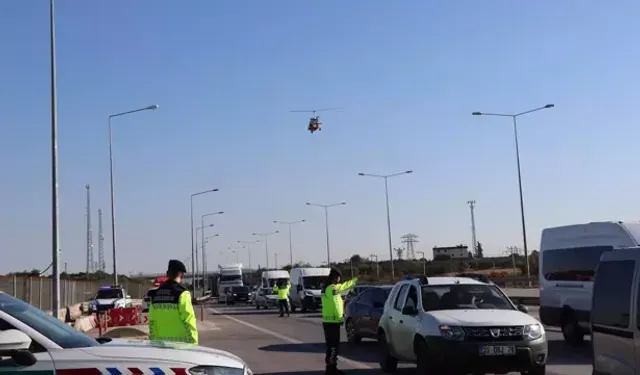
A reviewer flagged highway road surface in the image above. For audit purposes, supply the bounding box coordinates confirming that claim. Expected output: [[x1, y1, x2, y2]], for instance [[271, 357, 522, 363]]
[[198, 303, 591, 375]]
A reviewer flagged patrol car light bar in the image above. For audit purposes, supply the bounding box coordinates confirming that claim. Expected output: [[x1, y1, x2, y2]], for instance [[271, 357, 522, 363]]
[[401, 275, 429, 285], [188, 366, 245, 375]]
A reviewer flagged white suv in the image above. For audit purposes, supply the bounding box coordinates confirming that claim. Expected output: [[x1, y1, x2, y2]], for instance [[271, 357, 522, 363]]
[[377, 276, 547, 375]]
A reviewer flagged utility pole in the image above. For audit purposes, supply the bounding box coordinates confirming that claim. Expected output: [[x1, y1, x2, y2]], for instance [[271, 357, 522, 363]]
[[467, 200, 477, 257], [274, 253, 279, 269], [370, 254, 379, 279]]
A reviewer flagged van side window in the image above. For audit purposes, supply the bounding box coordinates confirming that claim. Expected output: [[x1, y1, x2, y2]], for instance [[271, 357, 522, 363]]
[[394, 285, 409, 311], [592, 260, 634, 329], [542, 246, 613, 281]]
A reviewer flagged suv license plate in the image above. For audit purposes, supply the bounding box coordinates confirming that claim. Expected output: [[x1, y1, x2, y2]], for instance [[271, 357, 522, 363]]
[[480, 345, 516, 356]]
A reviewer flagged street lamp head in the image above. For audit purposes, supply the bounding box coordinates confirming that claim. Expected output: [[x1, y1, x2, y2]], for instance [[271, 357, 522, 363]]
[[471, 112, 482, 116], [207, 223, 214, 228], [544, 104, 555, 109], [340, 201, 347, 205], [357, 173, 365, 176], [405, 170, 413, 174], [301, 219, 306, 222], [217, 211, 224, 214], [305, 202, 311, 206], [146, 105, 159, 110], [275, 230, 280, 234], [273, 221, 278, 223], [251, 233, 257, 236]]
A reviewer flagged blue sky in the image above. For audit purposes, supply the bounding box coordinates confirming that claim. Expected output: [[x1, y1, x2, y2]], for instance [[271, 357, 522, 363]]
[[2, 0, 639, 274]]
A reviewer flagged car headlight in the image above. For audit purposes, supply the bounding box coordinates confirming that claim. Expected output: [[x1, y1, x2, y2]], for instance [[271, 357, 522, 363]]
[[189, 366, 245, 375], [304, 291, 313, 297], [523, 324, 543, 340], [439, 325, 465, 341]]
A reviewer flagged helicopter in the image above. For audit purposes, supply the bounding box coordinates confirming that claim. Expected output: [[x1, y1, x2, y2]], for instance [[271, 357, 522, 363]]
[[290, 108, 340, 133]]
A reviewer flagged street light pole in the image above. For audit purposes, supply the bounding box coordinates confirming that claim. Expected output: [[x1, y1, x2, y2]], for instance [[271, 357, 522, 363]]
[[358, 170, 413, 280], [472, 104, 554, 279], [252, 231, 279, 269], [467, 200, 477, 256], [238, 240, 260, 271], [203, 234, 219, 292], [274, 253, 279, 269], [273, 220, 305, 266], [417, 251, 426, 276], [201, 212, 223, 295], [190, 188, 218, 297], [306, 202, 346, 265], [370, 254, 379, 279], [49, 0, 61, 315], [108, 104, 158, 286], [195, 224, 214, 294]]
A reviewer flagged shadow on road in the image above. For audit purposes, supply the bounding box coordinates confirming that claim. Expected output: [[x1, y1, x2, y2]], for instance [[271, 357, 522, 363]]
[[546, 337, 592, 366], [210, 310, 282, 317], [259, 341, 380, 364]]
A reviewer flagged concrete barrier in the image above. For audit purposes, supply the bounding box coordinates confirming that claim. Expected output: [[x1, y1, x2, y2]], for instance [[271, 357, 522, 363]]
[[504, 288, 540, 306]]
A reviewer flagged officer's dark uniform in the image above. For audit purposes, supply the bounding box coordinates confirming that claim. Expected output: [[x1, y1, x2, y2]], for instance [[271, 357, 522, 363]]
[[147, 260, 198, 344]]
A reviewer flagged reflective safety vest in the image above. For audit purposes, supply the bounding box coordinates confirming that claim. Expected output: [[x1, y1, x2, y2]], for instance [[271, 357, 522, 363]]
[[148, 280, 198, 344], [321, 277, 358, 323], [273, 282, 291, 300]]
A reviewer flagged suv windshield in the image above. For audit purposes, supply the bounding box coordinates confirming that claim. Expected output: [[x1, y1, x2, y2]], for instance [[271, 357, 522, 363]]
[[421, 284, 513, 311], [0, 293, 99, 349], [303, 276, 327, 290], [95, 289, 123, 299]]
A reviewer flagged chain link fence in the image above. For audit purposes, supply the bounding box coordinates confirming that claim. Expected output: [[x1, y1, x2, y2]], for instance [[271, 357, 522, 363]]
[[0, 276, 147, 310]]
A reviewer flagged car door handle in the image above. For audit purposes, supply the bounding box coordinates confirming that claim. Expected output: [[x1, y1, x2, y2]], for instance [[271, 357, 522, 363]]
[[399, 320, 403, 324], [389, 316, 393, 320]]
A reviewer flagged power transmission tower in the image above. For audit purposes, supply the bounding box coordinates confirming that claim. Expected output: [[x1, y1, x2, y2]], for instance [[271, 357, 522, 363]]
[[467, 200, 478, 257], [98, 208, 105, 272], [401, 233, 419, 259], [85, 184, 94, 274]]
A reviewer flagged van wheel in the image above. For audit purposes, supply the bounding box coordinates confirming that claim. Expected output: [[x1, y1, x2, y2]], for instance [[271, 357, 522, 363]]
[[291, 305, 297, 313], [522, 364, 545, 375], [561, 317, 584, 346], [378, 332, 398, 373], [346, 319, 361, 344]]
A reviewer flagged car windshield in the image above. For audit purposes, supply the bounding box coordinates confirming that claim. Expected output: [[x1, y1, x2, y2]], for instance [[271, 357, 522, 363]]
[[220, 274, 242, 283], [421, 284, 513, 311], [95, 289, 123, 299], [303, 276, 327, 290], [0, 293, 99, 349]]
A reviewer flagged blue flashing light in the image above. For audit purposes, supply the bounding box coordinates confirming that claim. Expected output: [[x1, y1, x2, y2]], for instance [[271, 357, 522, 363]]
[[99, 286, 112, 290]]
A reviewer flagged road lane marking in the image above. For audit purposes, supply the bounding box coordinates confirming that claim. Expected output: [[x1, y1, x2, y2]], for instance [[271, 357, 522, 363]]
[[209, 308, 373, 370]]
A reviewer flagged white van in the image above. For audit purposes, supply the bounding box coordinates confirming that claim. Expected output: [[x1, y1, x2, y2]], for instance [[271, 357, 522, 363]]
[[539, 221, 640, 346], [261, 270, 290, 289], [289, 267, 331, 313], [591, 247, 640, 375]]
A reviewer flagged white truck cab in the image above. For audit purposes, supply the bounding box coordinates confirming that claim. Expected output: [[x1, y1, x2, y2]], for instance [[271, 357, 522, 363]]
[[289, 267, 330, 313], [217, 264, 243, 304]]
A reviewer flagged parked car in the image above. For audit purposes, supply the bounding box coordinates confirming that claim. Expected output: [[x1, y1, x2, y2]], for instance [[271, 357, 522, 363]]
[[377, 276, 546, 375], [344, 285, 392, 343], [254, 287, 279, 309], [344, 285, 376, 305]]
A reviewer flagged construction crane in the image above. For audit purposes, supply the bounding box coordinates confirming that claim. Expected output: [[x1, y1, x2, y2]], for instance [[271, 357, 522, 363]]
[[290, 108, 340, 133]]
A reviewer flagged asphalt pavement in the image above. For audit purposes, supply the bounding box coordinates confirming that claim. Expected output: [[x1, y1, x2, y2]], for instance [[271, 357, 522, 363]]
[[197, 303, 592, 375]]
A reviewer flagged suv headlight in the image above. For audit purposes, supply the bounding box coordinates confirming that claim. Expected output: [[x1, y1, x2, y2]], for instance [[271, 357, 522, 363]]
[[523, 324, 543, 340], [189, 366, 245, 375], [304, 291, 313, 297], [439, 325, 465, 341]]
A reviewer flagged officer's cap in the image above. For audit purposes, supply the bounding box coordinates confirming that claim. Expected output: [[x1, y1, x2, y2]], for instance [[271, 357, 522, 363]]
[[168, 259, 187, 274], [329, 268, 342, 279]]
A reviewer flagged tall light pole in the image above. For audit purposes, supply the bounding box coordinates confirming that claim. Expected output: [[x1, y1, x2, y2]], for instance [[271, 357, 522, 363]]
[[238, 240, 260, 271], [306, 202, 346, 265], [467, 200, 477, 257], [190, 188, 218, 297], [195, 224, 214, 293], [49, 0, 61, 314], [108, 104, 158, 286], [228, 246, 241, 263], [274, 253, 279, 269], [201, 211, 223, 294], [358, 170, 413, 280], [203, 234, 219, 292], [472, 104, 554, 279], [252, 231, 279, 269], [417, 251, 426, 276], [273, 220, 305, 266], [370, 254, 379, 279]]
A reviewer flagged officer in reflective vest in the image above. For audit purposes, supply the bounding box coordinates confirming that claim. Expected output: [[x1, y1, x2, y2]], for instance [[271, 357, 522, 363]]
[[273, 280, 291, 317], [321, 268, 358, 375], [148, 259, 198, 344]]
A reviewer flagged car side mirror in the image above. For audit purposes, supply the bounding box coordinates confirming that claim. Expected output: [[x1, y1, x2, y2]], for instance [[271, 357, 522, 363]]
[[0, 329, 36, 367], [401, 305, 417, 315], [373, 302, 384, 309], [296, 285, 302, 292], [517, 304, 529, 314]]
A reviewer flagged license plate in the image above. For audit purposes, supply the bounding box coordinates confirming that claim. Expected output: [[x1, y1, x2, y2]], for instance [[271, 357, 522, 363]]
[[479, 345, 516, 356]]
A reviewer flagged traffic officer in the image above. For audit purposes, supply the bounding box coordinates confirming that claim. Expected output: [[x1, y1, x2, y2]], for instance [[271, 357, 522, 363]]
[[147, 259, 198, 344], [321, 268, 358, 375], [273, 279, 291, 317]]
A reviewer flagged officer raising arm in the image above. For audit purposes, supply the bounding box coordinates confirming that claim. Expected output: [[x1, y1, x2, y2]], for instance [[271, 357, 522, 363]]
[[148, 259, 198, 344], [273, 279, 291, 317], [321, 268, 358, 375]]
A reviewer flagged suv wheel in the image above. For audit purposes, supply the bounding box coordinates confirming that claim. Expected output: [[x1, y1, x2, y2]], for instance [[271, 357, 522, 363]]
[[414, 337, 436, 374], [378, 332, 398, 373], [561, 316, 584, 346], [346, 319, 361, 344], [522, 364, 546, 375]]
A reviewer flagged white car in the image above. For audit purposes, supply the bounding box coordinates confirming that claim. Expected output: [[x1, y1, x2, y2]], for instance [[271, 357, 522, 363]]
[[0, 291, 252, 375], [254, 287, 279, 309], [88, 286, 132, 313], [378, 275, 547, 375]]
